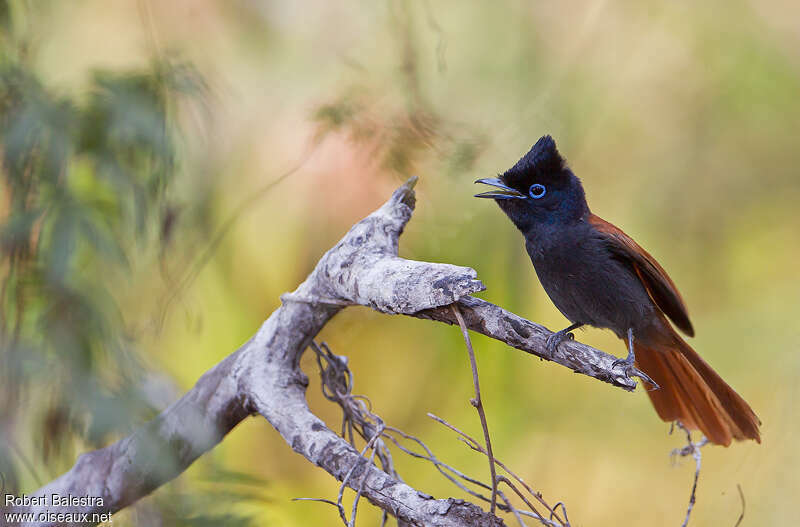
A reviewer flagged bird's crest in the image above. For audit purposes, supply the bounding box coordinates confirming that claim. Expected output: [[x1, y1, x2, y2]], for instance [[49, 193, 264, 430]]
[[502, 135, 567, 188]]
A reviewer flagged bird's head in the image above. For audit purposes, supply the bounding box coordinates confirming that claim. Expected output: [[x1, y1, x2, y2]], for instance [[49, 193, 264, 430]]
[[475, 135, 588, 231]]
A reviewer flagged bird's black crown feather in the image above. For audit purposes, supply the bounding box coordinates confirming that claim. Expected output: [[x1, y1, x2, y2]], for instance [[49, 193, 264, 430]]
[[508, 135, 564, 176], [502, 135, 567, 189]]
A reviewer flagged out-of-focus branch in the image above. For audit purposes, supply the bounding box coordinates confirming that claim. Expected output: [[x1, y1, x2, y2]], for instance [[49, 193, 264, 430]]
[[2, 177, 645, 527], [671, 422, 709, 527]]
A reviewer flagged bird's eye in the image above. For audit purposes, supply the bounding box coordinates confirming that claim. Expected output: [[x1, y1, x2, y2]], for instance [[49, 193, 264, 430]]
[[529, 183, 546, 199]]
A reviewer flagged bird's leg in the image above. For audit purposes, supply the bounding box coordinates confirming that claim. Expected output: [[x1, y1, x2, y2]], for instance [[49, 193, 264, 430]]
[[612, 328, 660, 389], [612, 327, 637, 372], [545, 322, 584, 356]]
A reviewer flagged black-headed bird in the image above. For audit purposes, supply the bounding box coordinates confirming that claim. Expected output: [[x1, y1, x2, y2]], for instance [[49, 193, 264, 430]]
[[475, 136, 760, 445]]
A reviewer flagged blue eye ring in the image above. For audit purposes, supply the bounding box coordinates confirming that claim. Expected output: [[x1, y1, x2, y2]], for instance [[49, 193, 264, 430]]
[[529, 183, 546, 199]]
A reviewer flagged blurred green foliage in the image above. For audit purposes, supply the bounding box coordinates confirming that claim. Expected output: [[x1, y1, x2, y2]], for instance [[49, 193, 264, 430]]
[[0, 0, 209, 502]]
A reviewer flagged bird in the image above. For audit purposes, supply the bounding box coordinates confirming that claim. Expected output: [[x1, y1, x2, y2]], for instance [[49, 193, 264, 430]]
[[474, 135, 760, 446]]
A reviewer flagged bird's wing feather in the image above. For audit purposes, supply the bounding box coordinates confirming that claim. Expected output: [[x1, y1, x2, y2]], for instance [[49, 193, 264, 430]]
[[588, 214, 695, 336]]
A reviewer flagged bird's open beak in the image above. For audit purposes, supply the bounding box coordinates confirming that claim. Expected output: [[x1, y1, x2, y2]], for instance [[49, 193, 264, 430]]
[[474, 178, 525, 199]]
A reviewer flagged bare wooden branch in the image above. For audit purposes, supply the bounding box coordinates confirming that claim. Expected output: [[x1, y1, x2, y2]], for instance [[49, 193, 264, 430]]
[[2, 177, 645, 527], [416, 297, 646, 390]]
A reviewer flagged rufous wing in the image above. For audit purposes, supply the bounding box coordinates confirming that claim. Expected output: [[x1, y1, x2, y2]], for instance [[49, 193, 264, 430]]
[[588, 214, 694, 336]]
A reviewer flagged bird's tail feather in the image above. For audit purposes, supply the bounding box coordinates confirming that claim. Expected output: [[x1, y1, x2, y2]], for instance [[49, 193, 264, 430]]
[[633, 329, 761, 446]]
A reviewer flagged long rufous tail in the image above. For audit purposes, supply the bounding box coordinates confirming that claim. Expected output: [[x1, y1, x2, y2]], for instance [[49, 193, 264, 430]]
[[633, 326, 761, 446]]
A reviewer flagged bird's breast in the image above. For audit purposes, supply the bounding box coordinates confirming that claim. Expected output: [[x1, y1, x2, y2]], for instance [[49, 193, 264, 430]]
[[523, 223, 656, 335]]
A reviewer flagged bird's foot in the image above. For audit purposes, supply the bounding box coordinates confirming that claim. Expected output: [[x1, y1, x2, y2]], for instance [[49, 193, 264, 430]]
[[546, 329, 575, 356], [612, 329, 660, 390], [611, 350, 636, 376], [611, 349, 660, 390]]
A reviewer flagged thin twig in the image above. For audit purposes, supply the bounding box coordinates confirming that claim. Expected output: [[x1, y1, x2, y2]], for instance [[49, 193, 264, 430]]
[[336, 426, 385, 526], [496, 476, 552, 526], [428, 413, 568, 526], [498, 489, 529, 527], [671, 422, 708, 527], [383, 427, 499, 506], [292, 497, 342, 509], [452, 303, 499, 514], [733, 484, 745, 527], [387, 424, 566, 526], [311, 340, 559, 525], [350, 433, 381, 527], [552, 502, 569, 526]]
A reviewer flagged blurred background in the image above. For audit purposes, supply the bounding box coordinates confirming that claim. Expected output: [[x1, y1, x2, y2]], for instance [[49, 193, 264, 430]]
[[1, 0, 798, 525]]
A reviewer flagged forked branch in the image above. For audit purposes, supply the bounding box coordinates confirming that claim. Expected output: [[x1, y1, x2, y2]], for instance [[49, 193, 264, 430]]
[[2, 178, 646, 527]]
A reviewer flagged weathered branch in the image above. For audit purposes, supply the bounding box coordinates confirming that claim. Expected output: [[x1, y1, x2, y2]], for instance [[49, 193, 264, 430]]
[[2, 177, 645, 527], [416, 295, 643, 390]]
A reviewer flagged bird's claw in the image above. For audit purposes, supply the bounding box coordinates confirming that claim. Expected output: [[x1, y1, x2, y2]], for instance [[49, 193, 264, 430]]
[[611, 355, 634, 370], [546, 330, 574, 356], [611, 350, 637, 378], [612, 354, 660, 390]]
